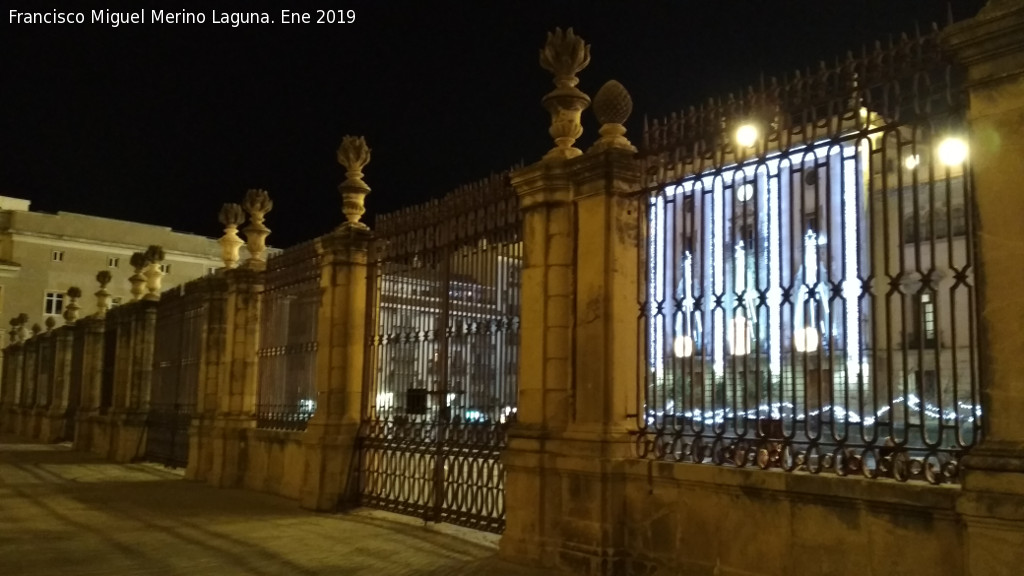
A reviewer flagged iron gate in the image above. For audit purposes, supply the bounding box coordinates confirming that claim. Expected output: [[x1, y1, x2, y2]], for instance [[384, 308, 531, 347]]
[[146, 291, 204, 467], [359, 172, 522, 533]]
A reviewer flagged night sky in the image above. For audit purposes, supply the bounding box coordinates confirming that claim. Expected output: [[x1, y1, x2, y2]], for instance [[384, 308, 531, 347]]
[[1, 0, 986, 248]]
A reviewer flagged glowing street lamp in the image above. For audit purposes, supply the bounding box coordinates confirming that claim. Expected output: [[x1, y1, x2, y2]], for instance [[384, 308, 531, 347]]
[[735, 124, 758, 148], [937, 137, 968, 166]]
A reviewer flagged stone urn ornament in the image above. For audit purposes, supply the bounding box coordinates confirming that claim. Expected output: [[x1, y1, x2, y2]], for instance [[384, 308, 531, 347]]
[[95, 270, 113, 318], [63, 286, 82, 324], [129, 252, 148, 301], [142, 245, 165, 301], [242, 189, 273, 267], [218, 202, 246, 269], [44, 316, 56, 332], [539, 27, 592, 161], [336, 135, 372, 231]]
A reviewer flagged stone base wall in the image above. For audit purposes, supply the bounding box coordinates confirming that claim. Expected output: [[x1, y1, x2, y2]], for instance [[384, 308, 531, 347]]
[[620, 462, 962, 576], [504, 457, 967, 576], [242, 428, 306, 499]]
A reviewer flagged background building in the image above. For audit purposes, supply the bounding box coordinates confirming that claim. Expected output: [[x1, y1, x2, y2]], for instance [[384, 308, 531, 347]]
[[0, 195, 230, 339]]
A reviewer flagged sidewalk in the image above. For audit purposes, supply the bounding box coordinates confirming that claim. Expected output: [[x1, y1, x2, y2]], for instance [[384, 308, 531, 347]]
[[0, 436, 559, 576]]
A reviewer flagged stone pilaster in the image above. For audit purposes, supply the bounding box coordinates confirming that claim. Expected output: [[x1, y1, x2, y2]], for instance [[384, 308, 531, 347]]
[[500, 148, 642, 575], [300, 230, 370, 511], [205, 269, 261, 487], [944, 3, 1024, 574]]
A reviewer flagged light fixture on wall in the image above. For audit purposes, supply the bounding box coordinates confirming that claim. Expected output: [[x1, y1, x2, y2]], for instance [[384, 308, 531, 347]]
[[904, 154, 921, 170]]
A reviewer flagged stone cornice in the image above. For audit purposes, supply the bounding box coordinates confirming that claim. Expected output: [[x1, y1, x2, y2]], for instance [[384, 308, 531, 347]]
[[943, 2, 1024, 86], [511, 160, 573, 209], [570, 147, 642, 201]]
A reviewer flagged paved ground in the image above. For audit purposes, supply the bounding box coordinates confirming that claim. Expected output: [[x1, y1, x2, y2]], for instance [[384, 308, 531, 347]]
[[0, 436, 558, 576]]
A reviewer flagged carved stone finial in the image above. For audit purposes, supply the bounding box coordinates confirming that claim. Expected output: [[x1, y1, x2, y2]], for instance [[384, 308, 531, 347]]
[[64, 286, 82, 324], [95, 270, 112, 319], [142, 246, 165, 302], [218, 203, 246, 269], [336, 135, 372, 231], [242, 189, 273, 268], [129, 252, 148, 301], [589, 80, 637, 153], [31, 323, 42, 337], [45, 316, 56, 331], [539, 28, 592, 161], [540, 27, 592, 88]]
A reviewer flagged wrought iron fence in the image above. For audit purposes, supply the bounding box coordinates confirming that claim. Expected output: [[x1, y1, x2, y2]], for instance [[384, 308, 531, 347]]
[[256, 240, 321, 431], [148, 289, 204, 467], [360, 171, 521, 533], [636, 31, 978, 484]]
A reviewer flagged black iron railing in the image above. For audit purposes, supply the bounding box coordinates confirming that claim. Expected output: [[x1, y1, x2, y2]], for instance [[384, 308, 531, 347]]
[[636, 30, 979, 484]]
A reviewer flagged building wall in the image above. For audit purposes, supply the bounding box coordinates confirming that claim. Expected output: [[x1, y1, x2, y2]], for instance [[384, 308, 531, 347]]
[[0, 198, 232, 333]]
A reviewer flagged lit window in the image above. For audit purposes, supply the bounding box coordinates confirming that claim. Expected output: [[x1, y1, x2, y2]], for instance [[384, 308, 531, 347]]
[[110, 297, 123, 308], [52, 250, 65, 262], [921, 293, 936, 341], [207, 267, 218, 276], [158, 263, 171, 274], [108, 256, 120, 268], [44, 291, 64, 315]]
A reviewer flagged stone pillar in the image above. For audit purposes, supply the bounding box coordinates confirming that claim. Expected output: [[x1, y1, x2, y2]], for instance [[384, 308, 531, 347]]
[[300, 230, 370, 511], [204, 269, 261, 487], [41, 327, 75, 442], [74, 318, 105, 450], [501, 147, 642, 574], [944, 3, 1024, 574], [185, 276, 229, 482]]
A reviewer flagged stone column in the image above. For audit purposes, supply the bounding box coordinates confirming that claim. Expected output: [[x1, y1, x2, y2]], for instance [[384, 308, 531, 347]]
[[204, 269, 261, 487], [944, 3, 1024, 574], [74, 317, 105, 451], [300, 229, 371, 511]]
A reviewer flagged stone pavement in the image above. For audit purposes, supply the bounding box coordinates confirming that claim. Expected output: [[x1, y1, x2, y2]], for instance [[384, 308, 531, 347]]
[[0, 436, 561, 576]]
